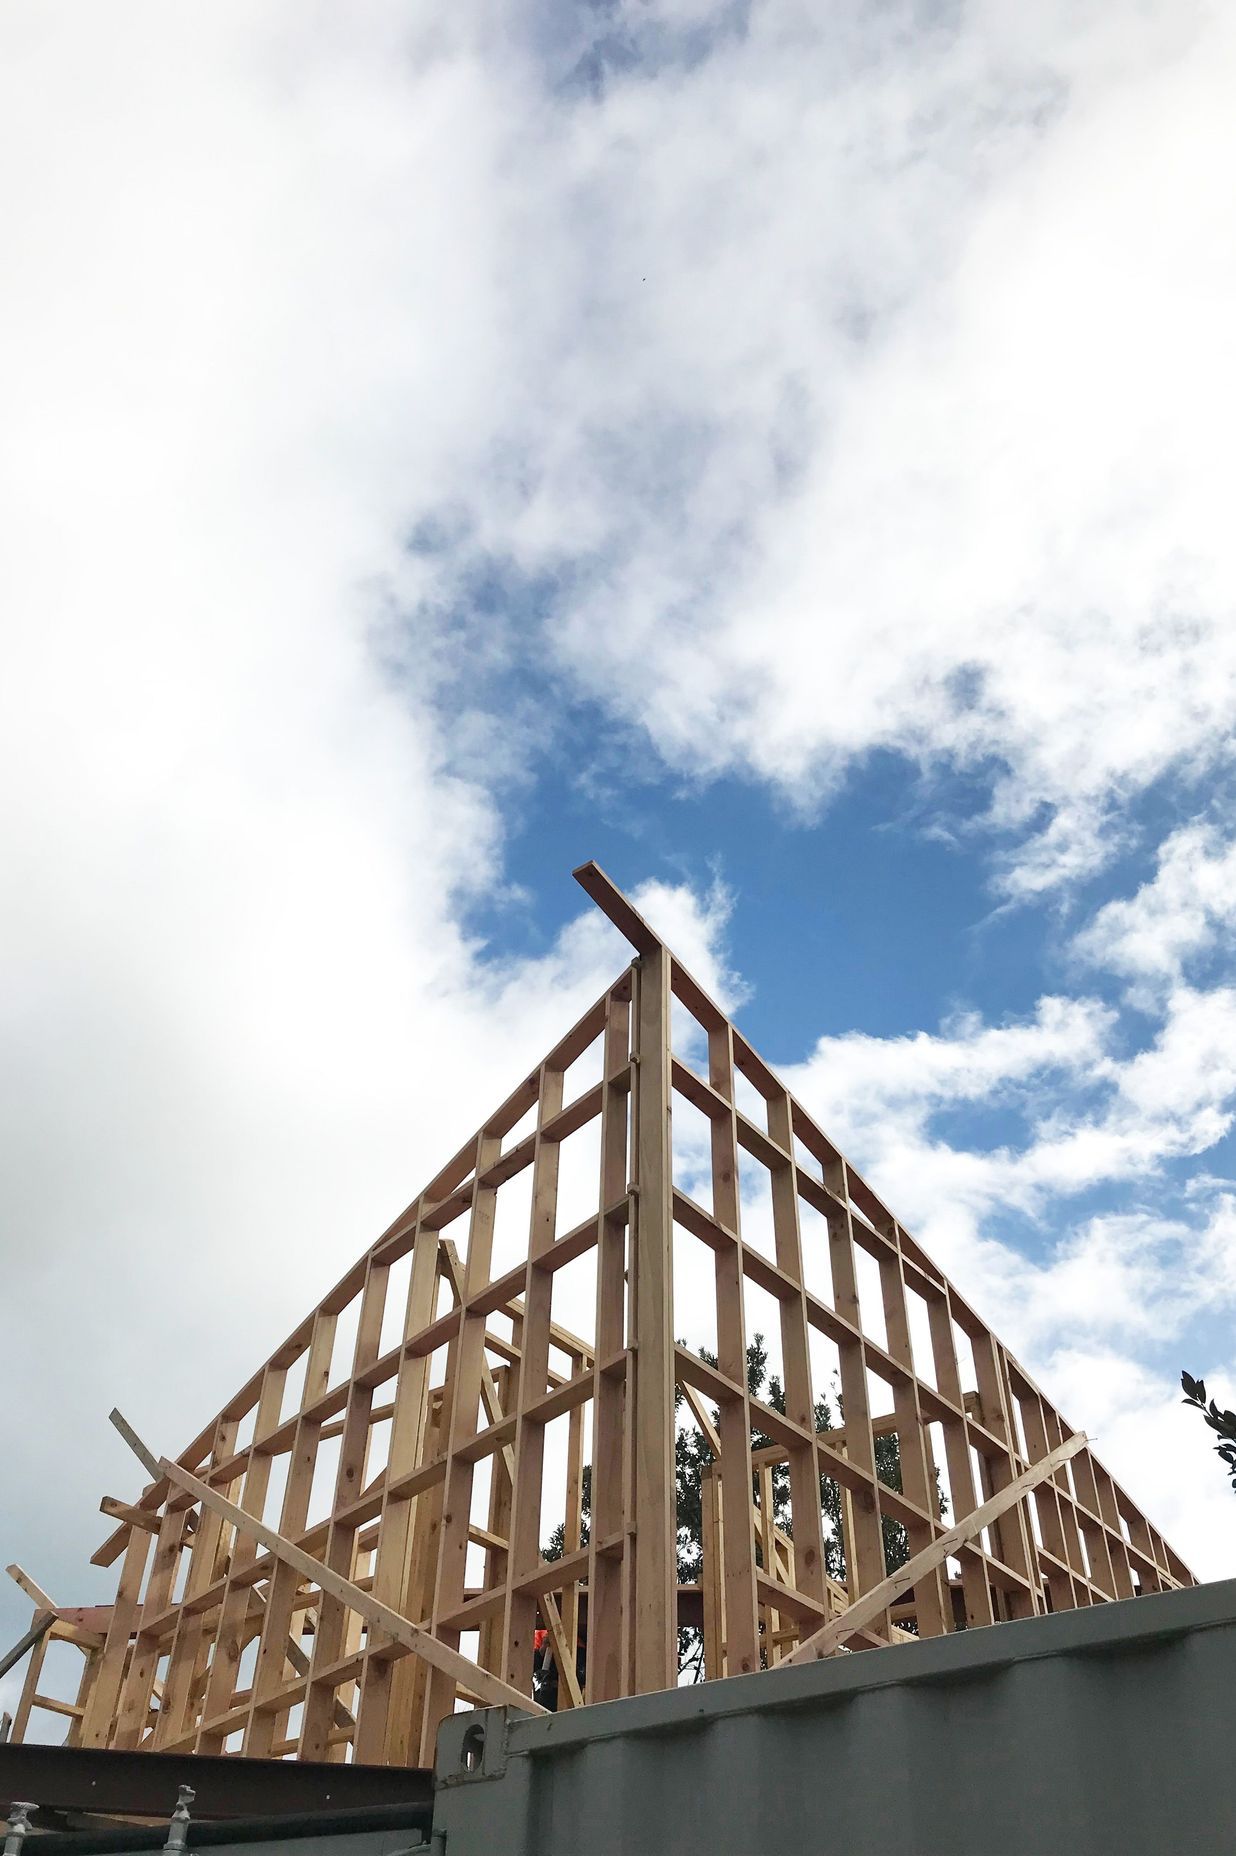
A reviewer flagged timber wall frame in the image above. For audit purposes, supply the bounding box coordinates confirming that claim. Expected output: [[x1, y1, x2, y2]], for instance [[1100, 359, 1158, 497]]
[[8, 864, 1194, 1764]]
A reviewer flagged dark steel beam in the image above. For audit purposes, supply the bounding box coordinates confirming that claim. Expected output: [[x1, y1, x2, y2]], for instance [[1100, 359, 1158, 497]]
[[0, 1744, 431, 1820]]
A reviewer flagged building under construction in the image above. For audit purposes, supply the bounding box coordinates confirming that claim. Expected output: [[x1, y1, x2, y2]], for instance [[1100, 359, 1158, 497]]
[[1, 863, 1223, 1854]]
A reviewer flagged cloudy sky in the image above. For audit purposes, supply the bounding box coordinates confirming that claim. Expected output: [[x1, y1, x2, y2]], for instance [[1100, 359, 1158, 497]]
[[4, 0, 1236, 1717]]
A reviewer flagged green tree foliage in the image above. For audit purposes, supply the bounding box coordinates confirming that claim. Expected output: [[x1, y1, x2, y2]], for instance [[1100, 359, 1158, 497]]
[[1181, 1371, 1236, 1492], [544, 1336, 944, 1680], [543, 1466, 591, 1561]]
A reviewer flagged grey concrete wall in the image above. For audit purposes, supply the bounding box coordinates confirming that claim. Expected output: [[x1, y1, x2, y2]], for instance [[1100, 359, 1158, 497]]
[[24, 1825, 428, 1856], [434, 1578, 1236, 1856]]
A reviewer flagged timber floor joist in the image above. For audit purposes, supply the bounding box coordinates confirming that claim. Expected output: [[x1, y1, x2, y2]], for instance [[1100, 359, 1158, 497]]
[[5, 862, 1194, 1766]]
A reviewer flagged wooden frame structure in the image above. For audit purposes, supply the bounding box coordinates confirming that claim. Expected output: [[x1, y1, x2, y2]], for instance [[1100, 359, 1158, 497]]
[[7, 863, 1194, 1762]]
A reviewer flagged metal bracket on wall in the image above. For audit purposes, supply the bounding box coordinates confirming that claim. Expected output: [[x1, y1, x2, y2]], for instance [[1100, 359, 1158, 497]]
[[436, 1708, 524, 1788]]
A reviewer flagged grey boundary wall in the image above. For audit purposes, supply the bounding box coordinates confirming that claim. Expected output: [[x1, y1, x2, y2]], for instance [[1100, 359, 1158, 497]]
[[11, 1578, 1235, 1856], [433, 1576, 1236, 1856]]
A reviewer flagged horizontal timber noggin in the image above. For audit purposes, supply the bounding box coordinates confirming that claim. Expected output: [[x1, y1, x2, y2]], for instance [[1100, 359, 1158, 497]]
[[6, 861, 1194, 1765]]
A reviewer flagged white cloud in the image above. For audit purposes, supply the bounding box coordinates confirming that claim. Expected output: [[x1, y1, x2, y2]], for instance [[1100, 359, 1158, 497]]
[[790, 996, 1113, 1114], [0, 2, 749, 1687], [1040, 1346, 1236, 1584], [1075, 822, 1236, 993], [784, 998, 1236, 1577], [786, 984, 1236, 1246], [492, 0, 1236, 894], [4, 0, 1235, 1711], [950, 1196, 1236, 1359]]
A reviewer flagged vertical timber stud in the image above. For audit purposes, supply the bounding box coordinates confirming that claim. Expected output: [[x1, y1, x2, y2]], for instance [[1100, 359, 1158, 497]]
[[708, 1023, 760, 1677], [193, 1363, 287, 1752], [115, 1504, 187, 1748], [502, 1063, 565, 1708], [427, 1132, 505, 1754], [355, 1216, 438, 1764], [767, 1087, 828, 1628], [80, 1524, 151, 1746], [631, 946, 677, 1693], [821, 1159, 889, 1637], [926, 1293, 995, 1631], [587, 982, 634, 1702]]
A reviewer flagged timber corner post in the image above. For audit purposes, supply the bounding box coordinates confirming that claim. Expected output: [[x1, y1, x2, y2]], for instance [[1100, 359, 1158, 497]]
[[630, 940, 678, 1696]]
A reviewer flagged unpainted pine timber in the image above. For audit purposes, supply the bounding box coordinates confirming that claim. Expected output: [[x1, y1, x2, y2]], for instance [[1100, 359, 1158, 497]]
[[193, 1360, 288, 1751], [83, 994, 603, 1574], [452, 1314, 586, 1714], [424, 1147, 511, 1752], [99, 1499, 164, 1535], [44, 1618, 106, 1653], [501, 1062, 566, 1707], [153, 1412, 239, 1748], [539, 1589, 584, 1711], [109, 1409, 166, 1487], [679, 1371, 819, 1654], [478, 1357, 517, 1682], [65, 1633, 103, 1747], [6, 1565, 56, 1612], [386, 1395, 448, 1765], [462, 1301, 586, 1711], [925, 1291, 996, 1630], [700, 1465, 723, 1680], [9, 1612, 52, 1744], [785, 1431, 1087, 1665], [705, 1018, 760, 1677], [821, 1158, 890, 1636], [0, 1611, 53, 1686], [630, 945, 678, 1693], [79, 1523, 152, 1746], [1069, 1441, 1121, 1600], [1017, 1387, 1078, 1609], [390, 1268, 469, 1756], [298, 1256, 391, 1761], [1121, 1496, 1166, 1592], [586, 985, 633, 1702], [243, 1309, 337, 1755], [159, 1458, 546, 1715], [560, 1387, 586, 1697], [1035, 1397, 1091, 1598], [351, 1217, 439, 1763], [874, 1234, 949, 1638], [973, 1339, 1041, 1616], [47, 864, 1198, 1758], [679, 1380, 723, 1459], [758, 1464, 782, 1662], [113, 1504, 188, 1748], [1087, 1456, 1138, 1601], [573, 860, 660, 956], [765, 1088, 828, 1617]]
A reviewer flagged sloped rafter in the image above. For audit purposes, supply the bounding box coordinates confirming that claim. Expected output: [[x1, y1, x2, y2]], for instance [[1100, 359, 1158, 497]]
[[8, 863, 1195, 1764]]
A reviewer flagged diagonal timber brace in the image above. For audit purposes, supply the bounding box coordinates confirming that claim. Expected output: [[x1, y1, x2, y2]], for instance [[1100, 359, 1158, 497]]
[[156, 1458, 546, 1716], [785, 1432, 1088, 1664]]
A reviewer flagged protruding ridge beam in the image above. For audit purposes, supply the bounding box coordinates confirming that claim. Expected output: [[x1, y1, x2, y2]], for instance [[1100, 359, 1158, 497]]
[[573, 860, 661, 956]]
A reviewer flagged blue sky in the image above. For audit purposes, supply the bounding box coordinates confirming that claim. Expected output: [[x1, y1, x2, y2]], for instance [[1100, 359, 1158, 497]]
[[479, 736, 1053, 1036], [3, 0, 1236, 1715]]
